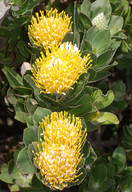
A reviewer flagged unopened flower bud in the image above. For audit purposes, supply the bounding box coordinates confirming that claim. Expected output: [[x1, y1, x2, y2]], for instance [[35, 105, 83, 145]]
[[92, 13, 108, 30]]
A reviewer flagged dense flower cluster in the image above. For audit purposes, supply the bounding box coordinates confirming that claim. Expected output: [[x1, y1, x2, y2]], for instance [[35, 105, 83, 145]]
[[33, 111, 87, 190], [28, 8, 72, 48], [30, 9, 90, 190], [92, 12, 108, 30], [32, 42, 92, 95]]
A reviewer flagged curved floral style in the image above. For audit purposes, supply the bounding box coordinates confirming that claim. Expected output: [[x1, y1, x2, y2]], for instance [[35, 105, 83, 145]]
[[28, 8, 72, 48], [32, 42, 92, 95], [33, 111, 87, 190]]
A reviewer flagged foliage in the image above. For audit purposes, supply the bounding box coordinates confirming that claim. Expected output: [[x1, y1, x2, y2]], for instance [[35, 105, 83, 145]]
[[79, 146, 132, 192], [0, 0, 132, 192]]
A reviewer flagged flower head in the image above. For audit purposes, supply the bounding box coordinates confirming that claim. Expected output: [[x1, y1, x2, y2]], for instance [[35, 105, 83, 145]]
[[33, 111, 87, 190], [92, 12, 108, 31], [28, 8, 72, 48], [32, 42, 92, 95]]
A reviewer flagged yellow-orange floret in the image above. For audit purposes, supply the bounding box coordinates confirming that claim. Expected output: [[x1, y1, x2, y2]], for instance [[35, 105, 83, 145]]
[[33, 111, 87, 190], [32, 42, 92, 95], [28, 8, 72, 48]]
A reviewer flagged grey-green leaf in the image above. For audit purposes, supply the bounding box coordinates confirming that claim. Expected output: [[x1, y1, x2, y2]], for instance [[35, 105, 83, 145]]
[[33, 107, 52, 126], [17, 147, 36, 174], [93, 112, 119, 124], [109, 15, 123, 35]]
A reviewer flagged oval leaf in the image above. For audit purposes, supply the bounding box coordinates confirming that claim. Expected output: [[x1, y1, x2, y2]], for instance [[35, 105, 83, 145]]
[[17, 147, 36, 174]]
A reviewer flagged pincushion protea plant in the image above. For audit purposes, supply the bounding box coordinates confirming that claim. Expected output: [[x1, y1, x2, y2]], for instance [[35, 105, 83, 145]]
[[28, 8, 72, 48], [32, 111, 87, 190], [32, 42, 92, 95]]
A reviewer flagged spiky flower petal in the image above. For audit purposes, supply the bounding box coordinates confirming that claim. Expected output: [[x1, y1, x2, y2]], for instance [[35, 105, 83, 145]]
[[92, 12, 108, 30], [32, 42, 92, 95], [28, 8, 72, 48], [33, 111, 87, 190]]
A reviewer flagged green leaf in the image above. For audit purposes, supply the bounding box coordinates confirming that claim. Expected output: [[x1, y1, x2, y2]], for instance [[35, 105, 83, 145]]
[[92, 70, 111, 82], [79, 0, 91, 17], [120, 176, 132, 192], [0, 164, 13, 184], [89, 176, 115, 191], [24, 74, 39, 92], [35, 94, 49, 109], [92, 30, 111, 55], [62, 32, 74, 44], [25, 98, 38, 115], [88, 68, 97, 82], [85, 146, 97, 167], [0, 173, 13, 184], [113, 32, 127, 40], [8, 16, 31, 30], [8, 159, 23, 180], [27, 116, 34, 127], [15, 174, 33, 188], [30, 175, 44, 190], [12, 0, 24, 6], [106, 163, 115, 178], [73, 1, 80, 46], [85, 26, 99, 44], [10, 184, 20, 191], [123, 124, 132, 140], [0, 55, 12, 65], [93, 112, 119, 124], [82, 141, 90, 158], [109, 156, 124, 173], [2, 67, 23, 88], [79, 12, 92, 31], [68, 94, 92, 116], [39, 94, 62, 109], [93, 90, 114, 109], [0, 27, 10, 37], [23, 126, 38, 146], [111, 80, 126, 101], [17, 147, 36, 174], [86, 122, 99, 132], [15, 111, 28, 123], [112, 146, 126, 167], [33, 107, 52, 126], [93, 164, 107, 183], [82, 51, 97, 67], [14, 87, 32, 97], [80, 39, 92, 52], [85, 85, 98, 95], [14, 99, 28, 123], [13, 0, 41, 16], [94, 49, 115, 71], [15, 98, 26, 111], [61, 80, 86, 104], [17, 41, 30, 58], [83, 111, 100, 122], [7, 88, 17, 105], [0, 163, 8, 174], [27, 144, 36, 166], [91, 0, 112, 21], [90, 89, 102, 103], [109, 15, 123, 35]]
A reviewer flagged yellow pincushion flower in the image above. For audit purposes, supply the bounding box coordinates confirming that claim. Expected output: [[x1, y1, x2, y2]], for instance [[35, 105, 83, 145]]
[[33, 111, 87, 190], [32, 42, 92, 95], [28, 8, 72, 48]]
